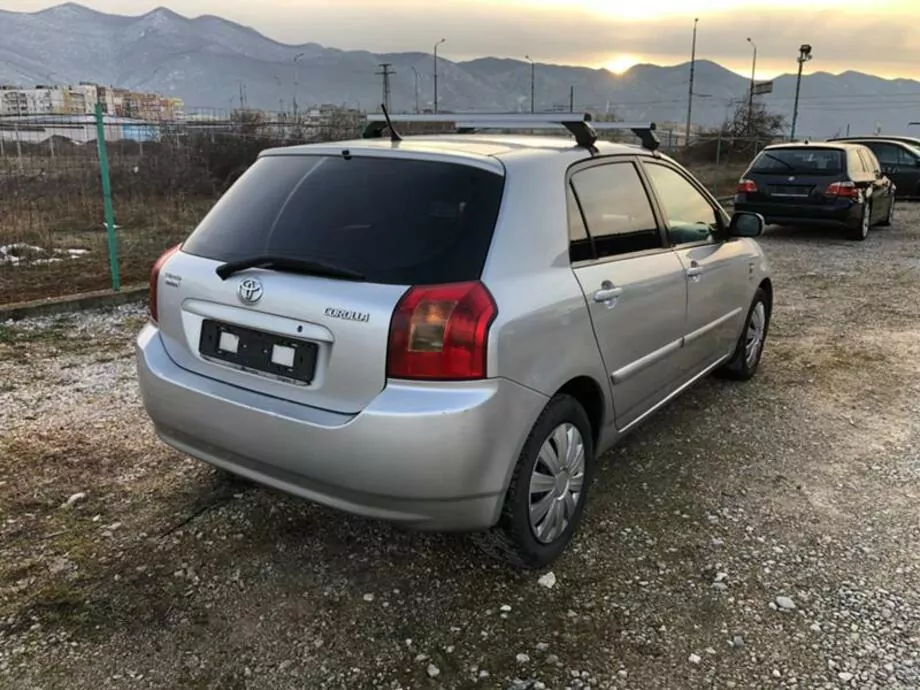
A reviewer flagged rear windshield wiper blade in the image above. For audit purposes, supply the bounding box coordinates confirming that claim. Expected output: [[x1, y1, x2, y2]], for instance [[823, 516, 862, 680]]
[[758, 153, 796, 170], [216, 255, 366, 282]]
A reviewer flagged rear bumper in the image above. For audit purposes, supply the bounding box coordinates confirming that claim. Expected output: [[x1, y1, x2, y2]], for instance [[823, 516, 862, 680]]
[[136, 325, 548, 531], [734, 199, 859, 227]]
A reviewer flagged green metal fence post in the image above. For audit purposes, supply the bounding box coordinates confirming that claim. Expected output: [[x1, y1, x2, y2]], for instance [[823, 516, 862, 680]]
[[94, 103, 120, 292], [715, 133, 722, 167]]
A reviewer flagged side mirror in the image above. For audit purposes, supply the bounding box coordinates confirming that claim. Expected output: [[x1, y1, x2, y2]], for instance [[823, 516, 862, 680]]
[[728, 211, 765, 238]]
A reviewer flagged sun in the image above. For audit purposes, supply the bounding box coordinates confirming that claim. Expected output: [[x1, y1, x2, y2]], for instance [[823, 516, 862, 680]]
[[606, 54, 639, 74]]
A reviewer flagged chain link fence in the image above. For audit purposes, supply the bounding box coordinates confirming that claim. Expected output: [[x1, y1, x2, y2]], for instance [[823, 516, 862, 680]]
[[0, 110, 366, 304], [661, 130, 788, 200], [0, 112, 778, 306]]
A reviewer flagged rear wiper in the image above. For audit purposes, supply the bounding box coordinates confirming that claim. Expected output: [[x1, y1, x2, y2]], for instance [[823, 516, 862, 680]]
[[216, 255, 366, 282], [760, 153, 795, 170]]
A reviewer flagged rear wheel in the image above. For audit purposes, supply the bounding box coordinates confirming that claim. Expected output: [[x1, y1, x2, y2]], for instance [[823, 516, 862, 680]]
[[471, 395, 594, 569], [847, 201, 871, 241], [715, 288, 770, 381]]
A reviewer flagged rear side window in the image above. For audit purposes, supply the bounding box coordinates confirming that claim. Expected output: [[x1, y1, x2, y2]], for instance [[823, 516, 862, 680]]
[[861, 149, 880, 173], [182, 155, 505, 285], [568, 162, 661, 260], [751, 148, 844, 174]]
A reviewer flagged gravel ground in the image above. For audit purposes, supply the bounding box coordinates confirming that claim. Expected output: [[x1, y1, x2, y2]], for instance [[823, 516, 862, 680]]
[[2, 207, 920, 690]]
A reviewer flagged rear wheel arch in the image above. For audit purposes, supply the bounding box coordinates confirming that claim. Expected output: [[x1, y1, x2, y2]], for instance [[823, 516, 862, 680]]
[[554, 376, 606, 448]]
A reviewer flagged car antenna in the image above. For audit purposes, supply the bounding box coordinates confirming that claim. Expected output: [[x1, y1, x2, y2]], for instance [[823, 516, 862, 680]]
[[380, 103, 402, 142]]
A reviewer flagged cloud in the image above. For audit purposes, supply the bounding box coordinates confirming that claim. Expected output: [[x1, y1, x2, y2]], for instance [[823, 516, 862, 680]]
[[6, 0, 919, 78]]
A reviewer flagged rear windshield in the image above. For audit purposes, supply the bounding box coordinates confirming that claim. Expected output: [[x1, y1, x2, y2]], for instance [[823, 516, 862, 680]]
[[750, 148, 844, 174], [182, 154, 505, 285]]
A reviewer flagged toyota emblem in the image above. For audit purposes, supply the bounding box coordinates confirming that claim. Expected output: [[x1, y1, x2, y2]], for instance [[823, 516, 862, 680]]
[[237, 277, 263, 306]]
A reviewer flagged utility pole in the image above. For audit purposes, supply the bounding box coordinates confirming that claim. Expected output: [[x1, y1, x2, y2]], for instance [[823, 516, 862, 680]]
[[292, 52, 304, 120], [569, 85, 574, 113], [684, 18, 699, 148], [411, 66, 420, 113], [433, 38, 446, 113], [746, 37, 757, 134], [525, 55, 535, 112], [790, 43, 813, 141], [376, 63, 395, 112]]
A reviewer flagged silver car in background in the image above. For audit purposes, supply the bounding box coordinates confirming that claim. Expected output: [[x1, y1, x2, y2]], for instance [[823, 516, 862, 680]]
[[137, 114, 772, 569]]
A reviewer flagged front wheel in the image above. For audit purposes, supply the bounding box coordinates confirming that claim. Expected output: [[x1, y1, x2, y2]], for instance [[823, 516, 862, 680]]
[[847, 201, 871, 241], [715, 288, 770, 381], [471, 395, 594, 569]]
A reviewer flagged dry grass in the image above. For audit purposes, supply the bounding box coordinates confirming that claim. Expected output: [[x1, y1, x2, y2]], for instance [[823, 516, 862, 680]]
[[0, 197, 211, 305], [685, 162, 746, 198]]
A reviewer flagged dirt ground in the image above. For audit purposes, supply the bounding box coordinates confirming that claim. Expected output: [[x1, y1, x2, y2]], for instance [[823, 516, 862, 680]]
[[2, 204, 920, 690]]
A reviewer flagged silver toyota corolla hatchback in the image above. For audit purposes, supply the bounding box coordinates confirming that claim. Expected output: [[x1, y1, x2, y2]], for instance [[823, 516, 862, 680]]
[[137, 114, 772, 568]]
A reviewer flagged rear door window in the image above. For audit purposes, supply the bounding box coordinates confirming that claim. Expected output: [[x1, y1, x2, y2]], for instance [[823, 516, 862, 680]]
[[568, 162, 662, 259], [751, 148, 844, 174], [182, 155, 505, 286]]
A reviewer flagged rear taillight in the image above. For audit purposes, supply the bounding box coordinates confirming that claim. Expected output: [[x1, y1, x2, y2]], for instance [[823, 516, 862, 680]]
[[149, 244, 181, 324], [737, 178, 758, 194], [825, 181, 859, 198], [387, 281, 497, 381]]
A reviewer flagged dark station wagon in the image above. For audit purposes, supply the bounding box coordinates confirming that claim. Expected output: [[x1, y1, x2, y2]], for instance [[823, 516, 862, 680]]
[[829, 137, 920, 199], [734, 142, 895, 241]]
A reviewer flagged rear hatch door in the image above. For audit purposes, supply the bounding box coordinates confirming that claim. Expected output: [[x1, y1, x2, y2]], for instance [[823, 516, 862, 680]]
[[746, 147, 847, 205], [155, 151, 505, 414]]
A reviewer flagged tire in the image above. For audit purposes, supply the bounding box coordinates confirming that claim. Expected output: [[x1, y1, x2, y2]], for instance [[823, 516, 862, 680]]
[[846, 201, 871, 241], [471, 395, 594, 569], [715, 287, 770, 382], [878, 195, 894, 227]]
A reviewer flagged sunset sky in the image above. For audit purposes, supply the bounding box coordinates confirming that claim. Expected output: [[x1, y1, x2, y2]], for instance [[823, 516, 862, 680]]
[[8, 0, 920, 80]]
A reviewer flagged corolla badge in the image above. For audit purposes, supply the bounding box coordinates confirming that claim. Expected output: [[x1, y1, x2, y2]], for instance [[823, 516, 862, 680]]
[[237, 277, 264, 305], [324, 307, 370, 323]]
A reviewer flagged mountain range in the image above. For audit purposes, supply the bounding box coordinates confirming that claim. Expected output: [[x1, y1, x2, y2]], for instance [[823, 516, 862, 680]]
[[2, 3, 920, 138]]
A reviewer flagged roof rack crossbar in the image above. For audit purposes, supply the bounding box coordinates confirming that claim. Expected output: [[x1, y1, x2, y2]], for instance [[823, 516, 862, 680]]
[[361, 113, 659, 151]]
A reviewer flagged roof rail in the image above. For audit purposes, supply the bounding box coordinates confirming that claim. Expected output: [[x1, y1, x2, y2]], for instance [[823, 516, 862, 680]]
[[362, 112, 660, 152]]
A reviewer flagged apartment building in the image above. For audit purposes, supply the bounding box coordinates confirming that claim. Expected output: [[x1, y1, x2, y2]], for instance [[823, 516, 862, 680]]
[[0, 83, 183, 121]]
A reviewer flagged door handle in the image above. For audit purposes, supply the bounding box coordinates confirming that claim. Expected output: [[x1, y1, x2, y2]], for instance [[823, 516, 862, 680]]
[[593, 280, 623, 306], [686, 261, 704, 280]]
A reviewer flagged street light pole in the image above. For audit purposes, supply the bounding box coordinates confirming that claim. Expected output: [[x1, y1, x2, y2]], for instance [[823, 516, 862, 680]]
[[433, 38, 446, 113], [684, 18, 699, 148], [525, 55, 535, 112], [790, 43, 813, 141], [411, 66, 420, 114], [746, 37, 757, 133]]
